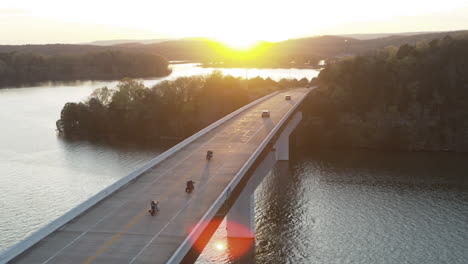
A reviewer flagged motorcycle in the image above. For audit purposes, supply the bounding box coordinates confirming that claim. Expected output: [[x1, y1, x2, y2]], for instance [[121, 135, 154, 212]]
[[206, 150, 213, 160], [148, 208, 158, 216], [148, 201, 159, 216], [186, 181, 195, 193]]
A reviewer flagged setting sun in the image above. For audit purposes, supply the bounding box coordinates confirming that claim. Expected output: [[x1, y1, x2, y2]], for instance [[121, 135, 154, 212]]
[[219, 37, 259, 50], [1, 0, 468, 263], [1, 0, 468, 44]]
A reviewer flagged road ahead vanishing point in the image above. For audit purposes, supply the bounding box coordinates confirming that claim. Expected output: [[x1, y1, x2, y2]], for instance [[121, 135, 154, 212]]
[[8, 88, 310, 264]]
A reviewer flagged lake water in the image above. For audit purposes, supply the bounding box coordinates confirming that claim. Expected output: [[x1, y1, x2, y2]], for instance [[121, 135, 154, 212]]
[[0, 64, 319, 254], [1, 65, 466, 263], [198, 150, 468, 263]]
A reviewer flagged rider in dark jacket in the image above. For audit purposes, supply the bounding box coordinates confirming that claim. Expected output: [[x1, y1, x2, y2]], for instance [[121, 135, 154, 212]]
[[151, 200, 159, 212], [186, 180, 195, 190]]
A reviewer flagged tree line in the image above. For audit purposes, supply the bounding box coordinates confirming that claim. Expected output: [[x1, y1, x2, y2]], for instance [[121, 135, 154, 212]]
[[0, 50, 171, 87], [3, 31, 467, 71], [300, 35, 468, 152], [56, 72, 309, 144]]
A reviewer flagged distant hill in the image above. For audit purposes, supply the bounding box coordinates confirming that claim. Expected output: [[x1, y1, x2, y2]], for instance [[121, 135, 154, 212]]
[[1, 30, 467, 63], [341, 30, 468, 56], [274, 30, 468, 57], [86, 39, 173, 46], [338, 32, 434, 40], [0, 44, 110, 56]]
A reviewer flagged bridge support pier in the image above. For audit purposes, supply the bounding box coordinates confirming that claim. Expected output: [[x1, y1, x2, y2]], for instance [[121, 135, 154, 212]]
[[275, 112, 302, 161], [226, 111, 302, 238], [226, 151, 276, 238], [226, 192, 255, 238]]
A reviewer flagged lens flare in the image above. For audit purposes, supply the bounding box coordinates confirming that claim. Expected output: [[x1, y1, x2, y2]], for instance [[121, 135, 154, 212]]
[[214, 241, 227, 251], [189, 219, 254, 261]]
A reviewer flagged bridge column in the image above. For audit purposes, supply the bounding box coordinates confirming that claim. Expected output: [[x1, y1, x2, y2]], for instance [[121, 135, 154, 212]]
[[226, 192, 255, 238], [226, 151, 276, 238], [275, 111, 302, 161]]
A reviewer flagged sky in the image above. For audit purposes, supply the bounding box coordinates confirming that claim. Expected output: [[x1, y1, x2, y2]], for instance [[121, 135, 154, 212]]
[[1, 0, 468, 45]]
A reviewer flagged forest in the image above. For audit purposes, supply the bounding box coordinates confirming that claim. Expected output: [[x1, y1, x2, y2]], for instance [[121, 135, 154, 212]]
[[300, 35, 468, 152], [3, 30, 467, 72], [56, 34, 468, 152], [0, 50, 171, 87], [56, 72, 308, 143]]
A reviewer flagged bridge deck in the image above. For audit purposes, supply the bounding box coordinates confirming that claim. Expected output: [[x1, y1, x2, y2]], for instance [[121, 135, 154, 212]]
[[11, 88, 310, 264]]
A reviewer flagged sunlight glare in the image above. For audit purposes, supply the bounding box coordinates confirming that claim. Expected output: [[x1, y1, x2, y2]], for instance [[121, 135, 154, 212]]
[[219, 37, 259, 50], [214, 241, 227, 251]]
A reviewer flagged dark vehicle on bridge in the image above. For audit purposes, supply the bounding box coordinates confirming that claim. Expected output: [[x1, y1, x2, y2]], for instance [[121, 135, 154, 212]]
[[148, 200, 159, 216], [206, 150, 213, 160], [285, 95, 291, 100], [261, 110, 270, 118], [186, 180, 195, 193]]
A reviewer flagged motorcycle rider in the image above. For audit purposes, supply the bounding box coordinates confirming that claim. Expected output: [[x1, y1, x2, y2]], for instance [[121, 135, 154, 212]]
[[186, 180, 195, 191], [150, 200, 159, 214]]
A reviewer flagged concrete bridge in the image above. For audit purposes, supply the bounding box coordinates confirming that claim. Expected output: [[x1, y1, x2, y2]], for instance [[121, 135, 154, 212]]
[[1, 87, 311, 264]]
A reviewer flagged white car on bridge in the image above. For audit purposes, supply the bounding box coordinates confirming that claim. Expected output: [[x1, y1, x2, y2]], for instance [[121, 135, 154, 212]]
[[261, 110, 270, 118]]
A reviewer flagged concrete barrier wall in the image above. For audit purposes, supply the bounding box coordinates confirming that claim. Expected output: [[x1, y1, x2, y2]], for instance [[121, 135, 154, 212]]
[[167, 88, 311, 264], [0, 91, 280, 264]]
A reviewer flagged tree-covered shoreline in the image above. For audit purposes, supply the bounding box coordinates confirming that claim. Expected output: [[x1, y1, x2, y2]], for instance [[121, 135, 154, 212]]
[[56, 72, 308, 144], [56, 35, 468, 153], [0, 50, 171, 87], [299, 35, 468, 152]]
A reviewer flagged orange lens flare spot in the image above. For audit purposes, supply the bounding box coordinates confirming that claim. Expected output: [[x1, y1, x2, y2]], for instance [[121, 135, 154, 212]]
[[189, 219, 254, 261]]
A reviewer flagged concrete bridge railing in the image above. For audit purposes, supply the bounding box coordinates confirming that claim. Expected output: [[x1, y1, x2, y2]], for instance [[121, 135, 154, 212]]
[[166, 88, 310, 263], [0, 91, 282, 264]]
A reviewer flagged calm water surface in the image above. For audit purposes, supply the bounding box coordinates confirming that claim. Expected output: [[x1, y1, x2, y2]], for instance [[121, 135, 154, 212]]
[[198, 150, 468, 263], [0, 65, 319, 253], [0, 85, 164, 253], [4, 65, 464, 263]]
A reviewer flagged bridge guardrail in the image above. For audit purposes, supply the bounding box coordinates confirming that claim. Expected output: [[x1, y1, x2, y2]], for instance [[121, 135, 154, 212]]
[[0, 90, 281, 264], [167, 88, 311, 264]]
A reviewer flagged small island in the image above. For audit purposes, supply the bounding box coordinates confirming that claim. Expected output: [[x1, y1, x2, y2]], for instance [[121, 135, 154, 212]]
[[56, 71, 309, 144]]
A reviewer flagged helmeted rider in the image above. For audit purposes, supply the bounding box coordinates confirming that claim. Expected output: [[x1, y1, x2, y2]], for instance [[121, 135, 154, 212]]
[[206, 150, 213, 160], [186, 180, 195, 189], [151, 200, 159, 212]]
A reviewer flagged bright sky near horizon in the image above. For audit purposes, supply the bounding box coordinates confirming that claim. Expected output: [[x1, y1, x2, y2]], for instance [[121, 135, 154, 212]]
[[1, 0, 468, 45]]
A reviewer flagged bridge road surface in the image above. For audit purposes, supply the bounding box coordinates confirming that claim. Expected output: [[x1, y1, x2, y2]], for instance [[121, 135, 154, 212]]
[[11, 88, 310, 264]]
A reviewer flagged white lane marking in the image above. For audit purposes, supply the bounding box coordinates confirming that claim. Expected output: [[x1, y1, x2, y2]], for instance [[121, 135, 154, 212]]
[[40, 128, 229, 264], [165, 91, 309, 264], [246, 103, 289, 144], [128, 101, 289, 263], [42, 95, 272, 264], [127, 155, 234, 264], [40, 206, 120, 264]]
